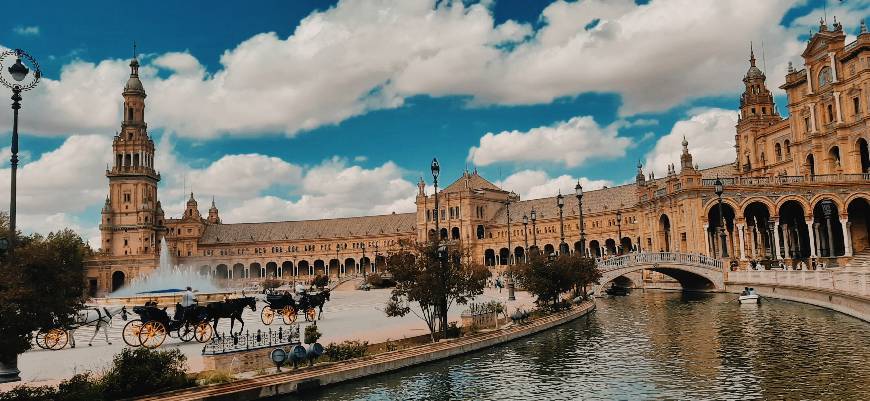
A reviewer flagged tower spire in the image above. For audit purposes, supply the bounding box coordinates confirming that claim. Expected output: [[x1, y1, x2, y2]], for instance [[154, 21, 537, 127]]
[[749, 42, 756, 67]]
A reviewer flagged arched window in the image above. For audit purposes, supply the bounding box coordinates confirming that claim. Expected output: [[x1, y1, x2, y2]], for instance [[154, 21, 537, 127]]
[[784, 140, 791, 156], [127, 107, 134, 121], [818, 66, 832, 87], [775, 143, 782, 161]]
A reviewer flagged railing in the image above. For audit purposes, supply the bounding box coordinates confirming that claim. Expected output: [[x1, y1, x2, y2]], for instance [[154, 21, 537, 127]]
[[595, 252, 723, 271], [728, 270, 870, 299], [700, 174, 870, 187], [202, 325, 301, 355]]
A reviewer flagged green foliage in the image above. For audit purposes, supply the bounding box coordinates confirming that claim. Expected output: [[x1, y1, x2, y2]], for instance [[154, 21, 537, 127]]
[[446, 321, 461, 338], [0, 213, 88, 358], [324, 340, 369, 361], [365, 273, 396, 288], [100, 348, 192, 400], [312, 274, 329, 288], [511, 253, 600, 310], [384, 239, 490, 342], [304, 324, 322, 344], [0, 349, 190, 400], [196, 370, 235, 385]]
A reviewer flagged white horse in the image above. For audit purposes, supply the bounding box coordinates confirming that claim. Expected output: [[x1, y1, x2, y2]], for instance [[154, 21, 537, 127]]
[[69, 305, 127, 348]]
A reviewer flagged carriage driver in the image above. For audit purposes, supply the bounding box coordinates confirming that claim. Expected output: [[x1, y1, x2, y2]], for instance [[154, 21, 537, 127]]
[[180, 286, 197, 321]]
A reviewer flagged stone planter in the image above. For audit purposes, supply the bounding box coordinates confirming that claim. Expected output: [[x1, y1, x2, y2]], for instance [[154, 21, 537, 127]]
[[0, 354, 21, 383]]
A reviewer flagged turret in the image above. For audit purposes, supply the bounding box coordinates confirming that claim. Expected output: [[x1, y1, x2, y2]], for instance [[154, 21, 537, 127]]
[[185, 192, 202, 220], [207, 197, 221, 224]]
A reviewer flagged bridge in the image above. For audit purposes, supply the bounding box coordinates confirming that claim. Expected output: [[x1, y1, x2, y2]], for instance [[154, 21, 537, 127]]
[[593, 252, 725, 295]]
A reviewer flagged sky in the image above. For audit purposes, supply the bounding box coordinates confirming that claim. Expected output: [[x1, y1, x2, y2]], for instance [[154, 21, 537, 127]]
[[0, 0, 867, 247]]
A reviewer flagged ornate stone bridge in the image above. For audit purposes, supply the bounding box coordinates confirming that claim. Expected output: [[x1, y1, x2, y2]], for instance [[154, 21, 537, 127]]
[[594, 252, 725, 295]]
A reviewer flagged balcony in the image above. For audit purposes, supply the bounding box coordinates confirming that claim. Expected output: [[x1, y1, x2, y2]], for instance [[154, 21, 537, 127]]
[[700, 174, 870, 187]]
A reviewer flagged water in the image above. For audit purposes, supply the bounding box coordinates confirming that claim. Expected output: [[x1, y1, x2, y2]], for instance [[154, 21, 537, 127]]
[[287, 292, 870, 400], [110, 240, 220, 296]]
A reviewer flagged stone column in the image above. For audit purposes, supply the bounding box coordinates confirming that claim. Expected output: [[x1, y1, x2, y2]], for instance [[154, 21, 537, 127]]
[[782, 223, 791, 259], [811, 222, 820, 258], [826, 217, 835, 258], [806, 64, 813, 94], [703, 224, 710, 256], [737, 224, 747, 260], [834, 92, 843, 123], [809, 104, 818, 132], [841, 218, 852, 256], [749, 225, 757, 258], [773, 221, 781, 260], [830, 52, 838, 82]]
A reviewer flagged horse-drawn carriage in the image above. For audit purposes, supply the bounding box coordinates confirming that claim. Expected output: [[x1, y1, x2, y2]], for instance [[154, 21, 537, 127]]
[[122, 302, 214, 349], [260, 290, 330, 325], [35, 305, 128, 350]]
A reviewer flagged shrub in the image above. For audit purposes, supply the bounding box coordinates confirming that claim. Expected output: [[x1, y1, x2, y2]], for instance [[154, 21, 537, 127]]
[[312, 274, 329, 288], [324, 340, 369, 361], [446, 322, 461, 338], [304, 324, 322, 344], [0, 386, 57, 401], [56, 373, 103, 401], [195, 370, 235, 386], [100, 348, 192, 400], [365, 273, 396, 288]]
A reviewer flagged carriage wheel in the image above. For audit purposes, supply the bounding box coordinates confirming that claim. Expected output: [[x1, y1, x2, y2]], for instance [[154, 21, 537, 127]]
[[178, 323, 195, 342], [123, 320, 144, 347], [138, 321, 167, 349], [282, 307, 297, 324], [261, 306, 275, 325], [45, 328, 68, 350], [194, 322, 214, 343], [35, 329, 49, 349], [305, 308, 317, 322]]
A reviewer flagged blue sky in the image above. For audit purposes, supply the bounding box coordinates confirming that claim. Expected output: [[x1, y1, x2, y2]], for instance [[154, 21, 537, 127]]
[[0, 0, 866, 246]]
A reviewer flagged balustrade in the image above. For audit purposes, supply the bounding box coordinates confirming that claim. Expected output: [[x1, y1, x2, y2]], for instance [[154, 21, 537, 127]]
[[596, 252, 723, 271]]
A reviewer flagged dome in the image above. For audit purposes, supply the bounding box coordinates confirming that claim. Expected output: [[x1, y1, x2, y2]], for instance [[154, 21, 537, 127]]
[[124, 76, 144, 92], [745, 65, 764, 80]]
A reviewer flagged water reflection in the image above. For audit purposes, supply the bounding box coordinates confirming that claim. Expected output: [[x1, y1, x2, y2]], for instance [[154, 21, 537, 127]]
[[287, 292, 870, 401]]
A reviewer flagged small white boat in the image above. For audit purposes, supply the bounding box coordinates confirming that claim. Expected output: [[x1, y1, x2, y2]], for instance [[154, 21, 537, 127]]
[[738, 293, 760, 304]]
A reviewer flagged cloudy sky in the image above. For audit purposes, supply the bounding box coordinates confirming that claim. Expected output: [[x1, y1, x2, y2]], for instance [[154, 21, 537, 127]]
[[0, 0, 866, 247]]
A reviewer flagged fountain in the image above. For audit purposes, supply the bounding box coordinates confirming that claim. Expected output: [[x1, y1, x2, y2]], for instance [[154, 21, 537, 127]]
[[110, 240, 221, 297]]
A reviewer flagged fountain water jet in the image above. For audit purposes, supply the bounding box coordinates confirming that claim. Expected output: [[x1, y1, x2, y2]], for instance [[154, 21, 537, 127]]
[[110, 240, 220, 297]]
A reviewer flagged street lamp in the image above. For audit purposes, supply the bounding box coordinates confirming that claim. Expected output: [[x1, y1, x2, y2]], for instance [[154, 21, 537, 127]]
[[714, 177, 729, 258], [0, 49, 40, 260], [361, 243, 366, 281], [557, 192, 567, 255], [530, 208, 538, 254], [616, 209, 623, 255], [431, 158, 440, 240], [575, 181, 585, 257], [505, 191, 516, 301], [522, 214, 529, 262]]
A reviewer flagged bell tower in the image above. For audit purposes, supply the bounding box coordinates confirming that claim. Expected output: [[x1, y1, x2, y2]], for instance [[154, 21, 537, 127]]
[[99, 49, 163, 257], [736, 44, 780, 175]]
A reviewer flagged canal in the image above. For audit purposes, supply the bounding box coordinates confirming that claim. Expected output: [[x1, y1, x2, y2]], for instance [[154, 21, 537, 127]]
[[287, 292, 870, 400]]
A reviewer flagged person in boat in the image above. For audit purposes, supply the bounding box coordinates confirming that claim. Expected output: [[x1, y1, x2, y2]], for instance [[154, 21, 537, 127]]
[[741, 287, 749, 296]]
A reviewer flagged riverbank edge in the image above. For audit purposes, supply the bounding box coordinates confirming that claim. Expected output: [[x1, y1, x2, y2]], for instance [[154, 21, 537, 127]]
[[724, 281, 869, 322], [133, 301, 596, 401]]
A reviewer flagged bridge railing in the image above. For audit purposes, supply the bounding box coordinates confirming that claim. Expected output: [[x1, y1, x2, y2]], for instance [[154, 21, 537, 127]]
[[595, 252, 723, 271]]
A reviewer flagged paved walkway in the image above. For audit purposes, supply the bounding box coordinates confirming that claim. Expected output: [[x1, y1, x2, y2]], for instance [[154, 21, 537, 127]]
[[5, 287, 533, 389]]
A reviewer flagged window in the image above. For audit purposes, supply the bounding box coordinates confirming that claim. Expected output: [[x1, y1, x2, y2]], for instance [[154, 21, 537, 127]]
[[751, 107, 756, 115], [123, 239, 128, 246], [804, 117, 811, 132], [426, 210, 430, 221], [775, 143, 782, 161], [784, 140, 791, 156], [818, 66, 832, 87], [127, 107, 133, 121], [762, 107, 767, 115], [123, 193, 131, 203], [854, 97, 861, 115]]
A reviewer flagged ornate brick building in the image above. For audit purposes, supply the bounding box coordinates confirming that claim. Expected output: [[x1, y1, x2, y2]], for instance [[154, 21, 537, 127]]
[[86, 21, 870, 296]]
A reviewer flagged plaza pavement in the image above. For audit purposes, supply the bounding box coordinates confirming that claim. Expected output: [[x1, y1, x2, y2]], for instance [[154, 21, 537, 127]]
[[4, 287, 534, 389]]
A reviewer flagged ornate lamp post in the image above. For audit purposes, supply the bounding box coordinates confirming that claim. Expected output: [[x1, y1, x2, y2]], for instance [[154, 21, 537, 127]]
[[361, 243, 366, 281], [575, 181, 585, 257], [505, 191, 516, 301], [714, 177, 729, 258], [530, 209, 538, 254], [616, 209, 623, 255], [0, 49, 40, 260], [431, 158, 440, 240], [522, 214, 529, 262], [557, 193, 568, 255], [430, 158, 448, 338]]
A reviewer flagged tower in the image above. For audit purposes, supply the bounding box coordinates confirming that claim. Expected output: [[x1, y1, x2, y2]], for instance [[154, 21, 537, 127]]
[[736, 44, 780, 175], [207, 197, 221, 224], [99, 51, 163, 256]]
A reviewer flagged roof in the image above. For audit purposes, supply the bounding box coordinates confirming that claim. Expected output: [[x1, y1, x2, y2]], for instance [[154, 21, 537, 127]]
[[442, 171, 504, 194], [199, 213, 416, 244], [491, 183, 638, 223], [699, 163, 738, 179]]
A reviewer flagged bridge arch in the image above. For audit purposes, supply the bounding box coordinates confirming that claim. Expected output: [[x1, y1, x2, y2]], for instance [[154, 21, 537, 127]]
[[594, 252, 724, 295]]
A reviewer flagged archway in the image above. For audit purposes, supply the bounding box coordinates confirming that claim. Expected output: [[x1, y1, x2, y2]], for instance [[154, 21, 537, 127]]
[[620, 237, 632, 255], [344, 258, 356, 275], [611, 275, 635, 288], [858, 138, 870, 173], [111, 271, 125, 292], [498, 248, 510, 265], [813, 199, 845, 258], [250, 262, 263, 279], [514, 246, 525, 262], [743, 201, 773, 259], [314, 260, 326, 276], [329, 259, 340, 276], [374, 256, 386, 273], [706, 204, 735, 258], [589, 240, 601, 258], [847, 198, 870, 254], [807, 154, 815, 176], [573, 241, 582, 254], [232, 263, 245, 280], [428, 229, 436, 241], [216, 264, 229, 279], [281, 261, 293, 278], [451, 227, 460, 240], [359, 257, 370, 274], [828, 146, 841, 172], [440, 228, 448, 240], [266, 262, 278, 279], [298, 260, 310, 276], [543, 244, 555, 256], [484, 249, 496, 266], [198, 265, 211, 276], [778, 200, 811, 260], [658, 214, 672, 252], [476, 225, 485, 239], [604, 239, 617, 256]]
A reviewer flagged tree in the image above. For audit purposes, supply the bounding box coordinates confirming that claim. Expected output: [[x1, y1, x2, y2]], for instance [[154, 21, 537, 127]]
[[0, 212, 88, 378], [384, 239, 490, 342], [568, 254, 602, 300], [511, 252, 600, 309]]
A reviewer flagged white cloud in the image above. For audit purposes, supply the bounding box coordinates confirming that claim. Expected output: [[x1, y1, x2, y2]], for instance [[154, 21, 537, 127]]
[[13, 26, 39, 36], [643, 108, 738, 176], [2, 0, 812, 139], [468, 116, 631, 167], [497, 169, 612, 201]]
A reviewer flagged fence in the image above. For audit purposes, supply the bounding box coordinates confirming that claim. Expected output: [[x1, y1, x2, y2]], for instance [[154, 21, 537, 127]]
[[202, 325, 301, 355]]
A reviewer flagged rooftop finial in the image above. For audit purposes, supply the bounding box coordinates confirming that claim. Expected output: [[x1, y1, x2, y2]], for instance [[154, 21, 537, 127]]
[[133, 40, 138, 59], [749, 42, 756, 66], [861, 19, 868, 34]]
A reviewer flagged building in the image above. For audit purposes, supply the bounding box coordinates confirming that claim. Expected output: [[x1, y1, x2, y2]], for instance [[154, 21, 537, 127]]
[[85, 20, 870, 297]]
